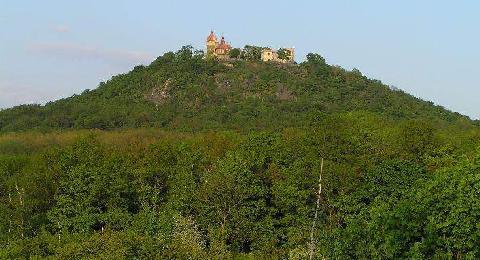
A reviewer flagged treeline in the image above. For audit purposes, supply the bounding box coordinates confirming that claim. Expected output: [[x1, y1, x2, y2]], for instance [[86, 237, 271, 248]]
[[1, 112, 480, 258], [224, 45, 292, 61], [0, 46, 472, 133]]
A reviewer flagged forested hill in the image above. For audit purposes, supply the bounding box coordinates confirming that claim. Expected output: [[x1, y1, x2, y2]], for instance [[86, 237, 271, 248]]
[[3, 46, 480, 258], [0, 46, 473, 132]]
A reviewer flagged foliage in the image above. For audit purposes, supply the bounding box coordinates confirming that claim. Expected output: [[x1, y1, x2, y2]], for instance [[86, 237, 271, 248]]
[[0, 46, 479, 258], [0, 46, 472, 133], [0, 119, 478, 258], [241, 45, 264, 61], [277, 48, 291, 61], [229, 48, 241, 59]]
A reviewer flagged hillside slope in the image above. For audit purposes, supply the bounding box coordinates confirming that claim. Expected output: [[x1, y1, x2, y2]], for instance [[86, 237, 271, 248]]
[[2, 47, 480, 258], [0, 46, 472, 132]]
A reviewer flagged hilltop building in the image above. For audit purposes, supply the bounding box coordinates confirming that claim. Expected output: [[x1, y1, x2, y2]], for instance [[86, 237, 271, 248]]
[[261, 48, 295, 63], [205, 31, 295, 63], [206, 31, 231, 59]]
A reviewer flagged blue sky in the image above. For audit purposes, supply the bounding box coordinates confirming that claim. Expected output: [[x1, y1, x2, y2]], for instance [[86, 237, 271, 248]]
[[1, 0, 479, 118]]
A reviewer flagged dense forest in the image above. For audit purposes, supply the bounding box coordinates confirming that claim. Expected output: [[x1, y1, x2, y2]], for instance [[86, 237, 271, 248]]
[[1, 46, 480, 259], [0, 46, 473, 133]]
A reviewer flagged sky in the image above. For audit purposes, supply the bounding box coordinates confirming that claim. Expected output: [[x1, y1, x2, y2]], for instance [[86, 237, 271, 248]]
[[1, 0, 479, 119]]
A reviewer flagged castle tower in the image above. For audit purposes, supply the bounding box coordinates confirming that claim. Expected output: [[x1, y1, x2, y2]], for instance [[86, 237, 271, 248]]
[[206, 31, 217, 58]]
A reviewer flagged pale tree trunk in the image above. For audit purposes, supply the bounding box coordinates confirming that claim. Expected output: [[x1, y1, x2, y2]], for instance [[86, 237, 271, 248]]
[[15, 184, 25, 238], [8, 193, 12, 234], [309, 158, 323, 260]]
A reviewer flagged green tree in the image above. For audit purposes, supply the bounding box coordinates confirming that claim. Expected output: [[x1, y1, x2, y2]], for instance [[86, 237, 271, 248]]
[[229, 48, 241, 59], [198, 152, 267, 253], [400, 120, 436, 158], [47, 136, 136, 234], [305, 53, 326, 64], [241, 45, 263, 61], [277, 48, 291, 61], [170, 215, 207, 259]]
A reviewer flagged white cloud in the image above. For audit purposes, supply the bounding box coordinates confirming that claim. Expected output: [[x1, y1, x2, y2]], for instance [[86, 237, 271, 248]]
[[29, 43, 154, 65], [53, 25, 70, 33], [0, 42, 155, 109], [0, 80, 58, 108]]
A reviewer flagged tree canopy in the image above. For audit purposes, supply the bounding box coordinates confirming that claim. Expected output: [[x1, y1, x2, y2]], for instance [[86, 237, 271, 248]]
[[0, 46, 479, 258], [0, 47, 471, 133]]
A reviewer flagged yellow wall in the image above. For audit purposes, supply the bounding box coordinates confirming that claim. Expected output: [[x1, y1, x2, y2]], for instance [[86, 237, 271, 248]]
[[206, 40, 217, 58], [261, 48, 295, 63]]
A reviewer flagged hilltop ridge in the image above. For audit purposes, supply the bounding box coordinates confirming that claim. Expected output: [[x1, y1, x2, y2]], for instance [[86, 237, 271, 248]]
[[0, 46, 472, 132]]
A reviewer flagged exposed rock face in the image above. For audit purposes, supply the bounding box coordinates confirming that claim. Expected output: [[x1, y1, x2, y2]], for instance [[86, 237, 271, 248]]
[[145, 79, 171, 105]]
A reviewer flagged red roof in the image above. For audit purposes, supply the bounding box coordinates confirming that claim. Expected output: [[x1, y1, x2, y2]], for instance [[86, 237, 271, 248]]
[[216, 36, 231, 50], [207, 31, 217, 42]]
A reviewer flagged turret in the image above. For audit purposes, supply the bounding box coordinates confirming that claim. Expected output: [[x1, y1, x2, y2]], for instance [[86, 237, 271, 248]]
[[206, 31, 217, 58]]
